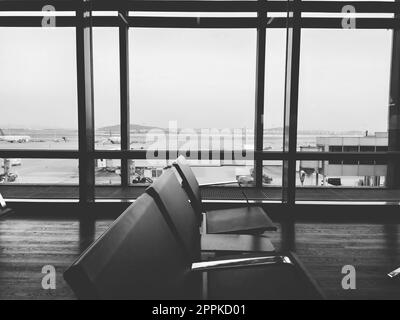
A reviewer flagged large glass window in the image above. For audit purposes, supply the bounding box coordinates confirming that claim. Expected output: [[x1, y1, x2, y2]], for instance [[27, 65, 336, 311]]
[[0, 3, 399, 204]]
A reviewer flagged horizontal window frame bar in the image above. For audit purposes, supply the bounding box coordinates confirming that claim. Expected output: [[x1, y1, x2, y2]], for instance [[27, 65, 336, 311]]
[[0, 0, 79, 11], [300, 1, 400, 14], [92, 150, 263, 160], [1, 150, 399, 161], [0, 150, 79, 159], [0, 16, 397, 29], [0, 16, 259, 28], [126, 16, 257, 28], [300, 17, 397, 29], [0, 16, 76, 26], [294, 151, 400, 161], [0, 1, 398, 14], [96, 1, 262, 12]]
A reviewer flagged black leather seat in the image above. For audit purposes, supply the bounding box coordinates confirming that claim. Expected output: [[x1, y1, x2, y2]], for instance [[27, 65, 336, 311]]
[[204, 253, 324, 300], [146, 169, 275, 254], [64, 193, 198, 300], [64, 171, 324, 300], [173, 155, 276, 234], [146, 169, 324, 300]]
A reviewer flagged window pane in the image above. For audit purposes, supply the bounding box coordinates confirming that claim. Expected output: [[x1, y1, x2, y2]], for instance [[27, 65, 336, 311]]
[[0, 28, 78, 150], [93, 28, 121, 150], [297, 29, 392, 152], [329, 146, 343, 152], [129, 157, 254, 186], [130, 28, 255, 132], [95, 159, 121, 185], [129, 159, 166, 186], [359, 146, 375, 164], [192, 159, 254, 186], [264, 29, 286, 151], [376, 146, 389, 165], [262, 161, 283, 187], [343, 146, 359, 164], [0, 159, 78, 184], [129, 28, 256, 181], [360, 146, 375, 152], [297, 160, 387, 188]]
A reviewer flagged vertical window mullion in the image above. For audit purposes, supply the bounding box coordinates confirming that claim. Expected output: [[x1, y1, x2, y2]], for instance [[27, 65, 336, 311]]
[[119, 10, 131, 187], [76, 0, 95, 204], [283, 0, 301, 205], [254, 2, 267, 188]]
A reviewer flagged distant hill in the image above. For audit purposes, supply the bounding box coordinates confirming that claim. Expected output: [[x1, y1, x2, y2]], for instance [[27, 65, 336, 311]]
[[0, 128, 77, 135], [98, 124, 162, 133], [0, 124, 368, 137], [99, 124, 366, 136], [264, 127, 364, 136]]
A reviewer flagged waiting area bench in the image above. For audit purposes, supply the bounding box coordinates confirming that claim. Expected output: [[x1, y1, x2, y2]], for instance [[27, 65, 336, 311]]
[[64, 159, 324, 300]]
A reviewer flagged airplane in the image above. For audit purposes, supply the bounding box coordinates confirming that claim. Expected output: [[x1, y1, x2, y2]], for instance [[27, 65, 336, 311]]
[[0, 135, 31, 143], [0, 129, 30, 143]]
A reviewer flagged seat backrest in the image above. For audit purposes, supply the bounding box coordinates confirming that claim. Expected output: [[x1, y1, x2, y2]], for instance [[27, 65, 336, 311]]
[[64, 193, 193, 300], [146, 168, 201, 262], [173, 155, 203, 220]]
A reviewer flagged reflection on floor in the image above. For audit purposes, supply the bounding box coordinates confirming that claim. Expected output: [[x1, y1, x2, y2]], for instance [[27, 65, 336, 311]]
[[0, 218, 399, 300]]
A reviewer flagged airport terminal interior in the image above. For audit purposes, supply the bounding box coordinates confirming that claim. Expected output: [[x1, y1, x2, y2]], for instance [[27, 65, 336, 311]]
[[1, 0, 400, 300]]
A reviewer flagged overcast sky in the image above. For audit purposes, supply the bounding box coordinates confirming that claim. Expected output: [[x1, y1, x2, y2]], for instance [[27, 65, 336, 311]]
[[0, 27, 393, 133]]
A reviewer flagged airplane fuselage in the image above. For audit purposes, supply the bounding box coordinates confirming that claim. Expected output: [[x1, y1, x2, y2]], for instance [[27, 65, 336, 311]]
[[0, 136, 30, 143]]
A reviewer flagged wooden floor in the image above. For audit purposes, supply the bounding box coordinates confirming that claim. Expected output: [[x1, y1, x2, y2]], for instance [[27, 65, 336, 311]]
[[1, 218, 400, 300]]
